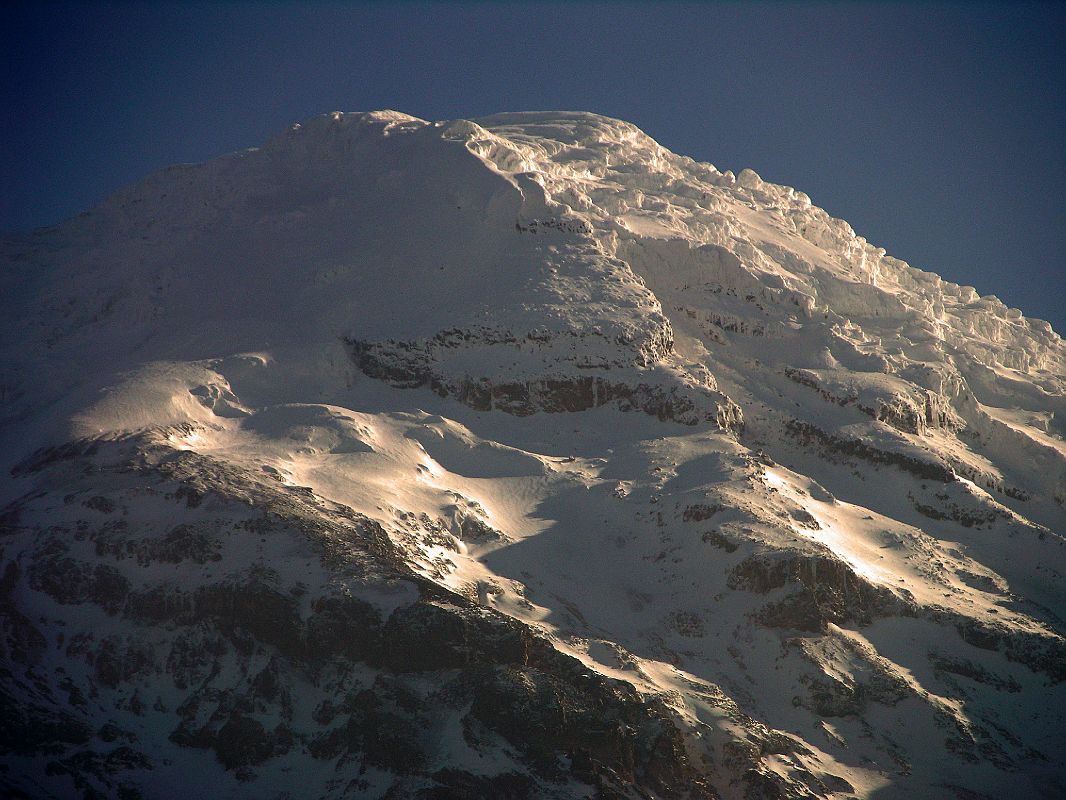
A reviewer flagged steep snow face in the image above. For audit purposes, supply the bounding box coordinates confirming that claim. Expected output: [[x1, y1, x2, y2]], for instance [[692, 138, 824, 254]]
[[0, 110, 748, 466], [466, 110, 1065, 526], [1, 111, 1064, 799]]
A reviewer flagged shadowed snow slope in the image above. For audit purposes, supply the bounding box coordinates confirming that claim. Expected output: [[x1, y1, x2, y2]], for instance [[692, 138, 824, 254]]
[[1, 111, 1063, 799]]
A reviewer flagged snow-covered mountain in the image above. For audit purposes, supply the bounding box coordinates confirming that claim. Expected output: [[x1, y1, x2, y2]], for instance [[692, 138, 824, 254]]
[[2, 110, 1063, 799]]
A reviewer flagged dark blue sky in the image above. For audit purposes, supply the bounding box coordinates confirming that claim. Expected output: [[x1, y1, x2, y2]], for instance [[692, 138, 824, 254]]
[[4, 1, 1064, 329]]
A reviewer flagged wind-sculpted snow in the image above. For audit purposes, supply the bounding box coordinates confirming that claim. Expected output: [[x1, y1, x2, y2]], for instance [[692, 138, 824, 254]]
[[1, 110, 1064, 799]]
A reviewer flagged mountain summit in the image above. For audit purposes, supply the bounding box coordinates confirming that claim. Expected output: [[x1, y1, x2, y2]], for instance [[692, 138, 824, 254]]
[[2, 111, 1063, 799]]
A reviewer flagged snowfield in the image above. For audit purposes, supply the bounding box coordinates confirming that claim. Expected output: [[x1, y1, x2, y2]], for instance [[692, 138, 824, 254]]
[[1, 110, 1063, 799]]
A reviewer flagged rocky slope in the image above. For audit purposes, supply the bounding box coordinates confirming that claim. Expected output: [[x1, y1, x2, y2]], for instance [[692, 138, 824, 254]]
[[1, 110, 1063, 799]]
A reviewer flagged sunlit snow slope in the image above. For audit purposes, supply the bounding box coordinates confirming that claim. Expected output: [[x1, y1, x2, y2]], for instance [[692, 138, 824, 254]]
[[2, 111, 1063, 800]]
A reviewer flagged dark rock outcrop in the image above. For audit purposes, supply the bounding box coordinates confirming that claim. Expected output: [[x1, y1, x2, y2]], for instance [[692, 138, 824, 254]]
[[346, 333, 743, 431], [729, 551, 911, 632], [0, 437, 739, 799]]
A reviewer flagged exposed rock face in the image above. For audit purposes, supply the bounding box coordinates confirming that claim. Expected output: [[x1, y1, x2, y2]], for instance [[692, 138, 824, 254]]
[[728, 551, 912, 632], [0, 439, 790, 799], [783, 366, 963, 436], [345, 328, 743, 432], [1, 110, 1064, 799], [783, 418, 957, 483]]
